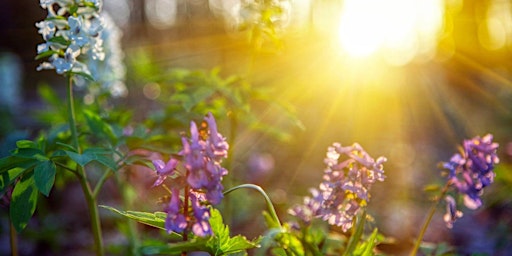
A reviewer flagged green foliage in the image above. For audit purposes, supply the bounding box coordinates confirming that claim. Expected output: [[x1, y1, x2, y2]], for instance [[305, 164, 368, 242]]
[[83, 110, 118, 144], [419, 242, 456, 256], [139, 67, 303, 142], [100, 205, 172, 233], [64, 148, 118, 171], [353, 228, 379, 256], [10, 172, 38, 232], [103, 205, 260, 255], [33, 160, 56, 196], [205, 207, 261, 255]]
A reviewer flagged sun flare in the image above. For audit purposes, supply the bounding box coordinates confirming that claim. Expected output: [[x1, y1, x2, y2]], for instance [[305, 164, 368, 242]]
[[337, 0, 444, 64]]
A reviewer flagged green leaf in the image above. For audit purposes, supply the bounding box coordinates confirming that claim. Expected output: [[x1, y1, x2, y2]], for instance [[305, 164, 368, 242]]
[[34, 160, 56, 197], [65, 149, 118, 171], [83, 110, 117, 144], [16, 140, 38, 149], [65, 150, 94, 166], [84, 148, 118, 171], [353, 228, 379, 256], [0, 168, 26, 195], [99, 205, 181, 239], [0, 156, 39, 174], [12, 148, 48, 161], [35, 50, 59, 60], [48, 36, 69, 45], [207, 208, 260, 255], [10, 172, 39, 232], [140, 239, 208, 255]]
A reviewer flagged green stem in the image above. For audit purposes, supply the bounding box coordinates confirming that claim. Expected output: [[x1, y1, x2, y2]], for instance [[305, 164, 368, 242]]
[[9, 216, 18, 256], [67, 75, 80, 153], [182, 184, 190, 256], [224, 184, 293, 256], [224, 184, 282, 228], [410, 183, 450, 256], [77, 168, 104, 256], [67, 76, 104, 256], [55, 162, 80, 177], [342, 209, 367, 256], [93, 170, 113, 198]]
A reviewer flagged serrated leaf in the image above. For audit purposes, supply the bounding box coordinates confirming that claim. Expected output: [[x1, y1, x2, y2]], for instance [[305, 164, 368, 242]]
[[208, 208, 260, 255], [10, 172, 38, 232], [99, 205, 181, 239], [34, 160, 56, 197]]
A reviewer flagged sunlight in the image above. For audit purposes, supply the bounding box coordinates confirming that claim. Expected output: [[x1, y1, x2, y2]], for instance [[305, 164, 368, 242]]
[[337, 0, 444, 65]]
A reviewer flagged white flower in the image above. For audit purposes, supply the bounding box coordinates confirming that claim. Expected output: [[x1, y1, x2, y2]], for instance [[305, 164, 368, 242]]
[[36, 0, 104, 77], [36, 20, 56, 40], [36, 62, 54, 71], [37, 43, 49, 54]]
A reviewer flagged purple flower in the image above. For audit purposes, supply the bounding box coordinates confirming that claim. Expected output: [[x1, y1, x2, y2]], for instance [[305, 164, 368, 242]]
[[289, 142, 386, 232], [440, 134, 499, 228], [443, 196, 463, 229], [190, 192, 212, 237], [204, 112, 229, 161], [152, 113, 229, 237], [164, 189, 188, 234], [152, 158, 179, 187]]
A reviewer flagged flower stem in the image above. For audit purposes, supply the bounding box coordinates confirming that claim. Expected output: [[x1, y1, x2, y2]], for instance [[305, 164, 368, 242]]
[[67, 76, 80, 153], [224, 184, 292, 256], [9, 215, 18, 256], [410, 183, 450, 256], [182, 184, 190, 256], [67, 76, 104, 256], [77, 169, 105, 256], [224, 184, 282, 228]]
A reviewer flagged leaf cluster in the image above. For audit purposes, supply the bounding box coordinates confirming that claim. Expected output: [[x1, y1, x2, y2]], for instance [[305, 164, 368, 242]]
[[102, 206, 260, 255]]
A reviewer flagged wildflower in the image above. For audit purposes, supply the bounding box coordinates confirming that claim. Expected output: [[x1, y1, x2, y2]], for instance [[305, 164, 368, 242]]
[[152, 158, 179, 187], [75, 13, 128, 100], [190, 192, 213, 237], [440, 134, 499, 228], [153, 113, 229, 236], [289, 142, 386, 232], [36, 0, 104, 77], [164, 188, 187, 234], [443, 196, 463, 229]]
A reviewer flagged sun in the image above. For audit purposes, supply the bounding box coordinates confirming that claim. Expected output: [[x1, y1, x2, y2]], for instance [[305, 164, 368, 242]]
[[337, 0, 444, 64]]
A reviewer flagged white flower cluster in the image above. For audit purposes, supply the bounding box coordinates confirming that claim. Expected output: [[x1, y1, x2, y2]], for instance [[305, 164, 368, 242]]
[[76, 13, 128, 100], [36, 0, 104, 77]]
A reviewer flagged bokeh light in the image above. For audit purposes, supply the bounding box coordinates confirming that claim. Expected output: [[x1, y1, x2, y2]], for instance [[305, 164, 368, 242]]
[[337, 0, 443, 65]]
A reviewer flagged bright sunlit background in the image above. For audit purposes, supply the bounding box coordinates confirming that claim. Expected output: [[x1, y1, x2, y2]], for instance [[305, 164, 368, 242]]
[[2, 0, 512, 255]]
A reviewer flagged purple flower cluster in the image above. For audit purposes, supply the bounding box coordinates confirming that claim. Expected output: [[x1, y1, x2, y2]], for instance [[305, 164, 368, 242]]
[[441, 134, 499, 228], [289, 143, 386, 232], [152, 113, 229, 237]]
